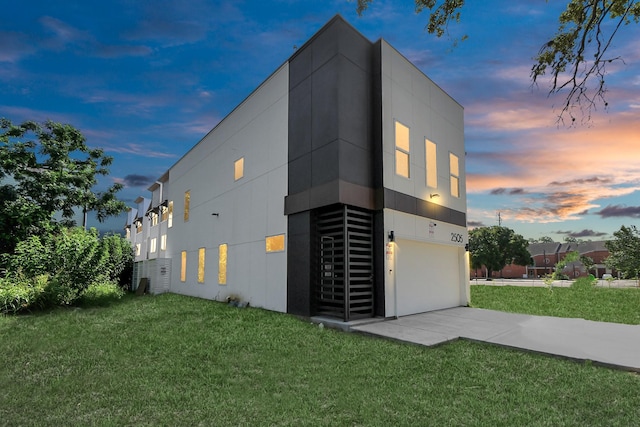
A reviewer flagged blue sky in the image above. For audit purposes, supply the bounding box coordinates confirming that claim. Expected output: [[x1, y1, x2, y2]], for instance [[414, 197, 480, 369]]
[[2, 0, 639, 241]]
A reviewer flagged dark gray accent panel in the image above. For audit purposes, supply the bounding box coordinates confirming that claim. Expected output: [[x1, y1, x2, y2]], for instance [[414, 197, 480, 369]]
[[287, 211, 312, 316], [288, 153, 312, 195], [287, 16, 376, 215], [384, 188, 467, 227], [288, 78, 312, 161], [339, 140, 373, 188], [311, 140, 340, 186]]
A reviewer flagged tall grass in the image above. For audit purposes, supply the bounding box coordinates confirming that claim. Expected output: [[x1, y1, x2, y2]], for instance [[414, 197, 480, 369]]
[[1, 293, 639, 426]]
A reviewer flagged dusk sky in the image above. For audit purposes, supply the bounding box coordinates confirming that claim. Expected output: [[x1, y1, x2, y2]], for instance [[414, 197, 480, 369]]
[[2, 0, 639, 241]]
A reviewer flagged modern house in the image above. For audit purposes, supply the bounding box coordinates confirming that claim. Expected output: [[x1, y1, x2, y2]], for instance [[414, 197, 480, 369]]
[[126, 15, 469, 321]]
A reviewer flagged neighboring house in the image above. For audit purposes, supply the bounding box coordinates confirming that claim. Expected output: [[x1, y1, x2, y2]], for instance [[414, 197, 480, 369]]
[[471, 241, 615, 279], [126, 15, 469, 321]]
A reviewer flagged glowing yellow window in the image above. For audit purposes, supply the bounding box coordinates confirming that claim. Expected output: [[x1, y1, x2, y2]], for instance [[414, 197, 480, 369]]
[[198, 247, 205, 283], [184, 191, 190, 222], [266, 234, 285, 252], [168, 201, 173, 228], [149, 237, 157, 253], [181, 251, 187, 282], [234, 157, 244, 181], [426, 139, 437, 188], [218, 244, 227, 285], [395, 121, 410, 178], [450, 153, 460, 198], [160, 234, 167, 251]]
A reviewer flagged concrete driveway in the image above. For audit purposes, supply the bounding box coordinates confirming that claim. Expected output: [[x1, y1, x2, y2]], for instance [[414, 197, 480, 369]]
[[349, 307, 640, 372]]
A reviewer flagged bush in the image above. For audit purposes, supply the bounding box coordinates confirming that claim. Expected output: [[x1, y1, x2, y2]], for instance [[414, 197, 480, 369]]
[[0, 274, 48, 314], [77, 281, 125, 307], [3, 227, 133, 311], [571, 276, 597, 291], [100, 233, 134, 288]]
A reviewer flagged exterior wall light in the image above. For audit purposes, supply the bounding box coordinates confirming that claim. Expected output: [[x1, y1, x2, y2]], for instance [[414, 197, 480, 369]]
[[430, 193, 440, 199], [388, 230, 395, 242]]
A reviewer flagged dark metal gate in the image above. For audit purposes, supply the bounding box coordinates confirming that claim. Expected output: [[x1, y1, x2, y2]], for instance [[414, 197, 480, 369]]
[[314, 205, 374, 321]]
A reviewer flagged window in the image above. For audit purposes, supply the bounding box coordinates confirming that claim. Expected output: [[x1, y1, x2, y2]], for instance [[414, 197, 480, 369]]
[[450, 152, 460, 198], [198, 247, 206, 283], [150, 212, 158, 227], [160, 234, 167, 251], [395, 121, 410, 178], [218, 244, 227, 285], [181, 251, 187, 282], [234, 157, 244, 181], [426, 139, 437, 188], [266, 234, 285, 252], [150, 237, 157, 253], [161, 205, 168, 222], [125, 228, 131, 239], [135, 243, 141, 257], [184, 191, 190, 222], [136, 221, 142, 234], [168, 201, 173, 228]]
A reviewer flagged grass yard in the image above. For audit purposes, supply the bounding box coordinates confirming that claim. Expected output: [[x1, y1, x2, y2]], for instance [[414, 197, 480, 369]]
[[471, 284, 640, 325], [1, 293, 639, 426]]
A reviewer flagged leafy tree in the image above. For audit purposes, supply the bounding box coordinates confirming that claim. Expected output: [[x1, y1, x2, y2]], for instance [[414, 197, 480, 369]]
[[605, 225, 640, 281], [539, 236, 555, 243], [469, 226, 532, 278], [0, 118, 126, 255], [355, 0, 640, 123], [552, 250, 580, 279], [580, 254, 595, 275]]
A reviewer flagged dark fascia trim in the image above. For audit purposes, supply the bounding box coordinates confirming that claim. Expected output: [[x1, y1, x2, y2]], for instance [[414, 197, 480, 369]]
[[383, 188, 466, 227]]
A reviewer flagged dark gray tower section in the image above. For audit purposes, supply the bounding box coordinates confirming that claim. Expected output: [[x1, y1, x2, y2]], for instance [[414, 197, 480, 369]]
[[285, 16, 383, 319]]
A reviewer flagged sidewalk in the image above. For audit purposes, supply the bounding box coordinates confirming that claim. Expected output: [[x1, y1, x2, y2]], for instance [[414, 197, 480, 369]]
[[349, 307, 640, 372], [470, 278, 638, 288]]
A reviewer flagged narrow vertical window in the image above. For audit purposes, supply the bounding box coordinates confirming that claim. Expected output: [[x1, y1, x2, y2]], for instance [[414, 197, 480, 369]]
[[126, 228, 131, 239], [450, 152, 460, 198], [181, 251, 187, 282], [151, 212, 158, 227], [426, 139, 437, 188], [265, 234, 285, 252], [150, 237, 157, 253], [395, 121, 410, 178], [234, 157, 244, 181], [135, 243, 141, 257], [160, 234, 167, 251], [198, 247, 206, 283], [168, 201, 173, 228], [184, 191, 190, 222], [218, 244, 227, 285]]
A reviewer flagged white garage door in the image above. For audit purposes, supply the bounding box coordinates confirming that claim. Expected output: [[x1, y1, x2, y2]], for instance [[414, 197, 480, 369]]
[[395, 239, 461, 316]]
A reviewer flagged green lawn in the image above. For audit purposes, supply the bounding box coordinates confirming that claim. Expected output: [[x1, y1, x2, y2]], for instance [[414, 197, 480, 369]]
[[471, 284, 640, 325], [1, 293, 639, 426]]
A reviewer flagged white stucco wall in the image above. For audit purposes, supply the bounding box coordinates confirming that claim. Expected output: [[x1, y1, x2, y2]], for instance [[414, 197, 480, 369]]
[[166, 63, 289, 312], [380, 41, 469, 316]]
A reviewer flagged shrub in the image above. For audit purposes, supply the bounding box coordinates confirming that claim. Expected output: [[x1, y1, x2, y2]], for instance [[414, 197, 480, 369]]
[[100, 233, 133, 288], [571, 276, 597, 291], [0, 274, 48, 314], [3, 227, 133, 310], [78, 281, 125, 307]]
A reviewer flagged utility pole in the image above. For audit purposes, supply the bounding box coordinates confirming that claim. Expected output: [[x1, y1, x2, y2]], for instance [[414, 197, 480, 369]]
[[497, 211, 502, 226]]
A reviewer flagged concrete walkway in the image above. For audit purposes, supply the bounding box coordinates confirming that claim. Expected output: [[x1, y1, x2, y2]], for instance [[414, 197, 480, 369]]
[[349, 307, 640, 372]]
